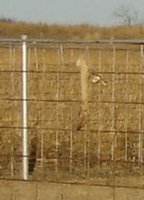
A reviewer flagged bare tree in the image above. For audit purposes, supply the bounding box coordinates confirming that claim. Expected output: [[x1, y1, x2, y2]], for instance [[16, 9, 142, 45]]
[[113, 5, 138, 26]]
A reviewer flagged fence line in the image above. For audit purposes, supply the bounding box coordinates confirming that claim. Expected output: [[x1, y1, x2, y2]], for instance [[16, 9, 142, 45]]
[[0, 38, 144, 199]]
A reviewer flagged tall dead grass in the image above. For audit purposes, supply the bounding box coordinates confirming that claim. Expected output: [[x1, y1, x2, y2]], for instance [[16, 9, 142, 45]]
[[0, 19, 143, 39]]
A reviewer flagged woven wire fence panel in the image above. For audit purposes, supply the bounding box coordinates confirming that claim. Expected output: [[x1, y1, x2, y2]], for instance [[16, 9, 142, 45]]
[[0, 39, 144, 189]]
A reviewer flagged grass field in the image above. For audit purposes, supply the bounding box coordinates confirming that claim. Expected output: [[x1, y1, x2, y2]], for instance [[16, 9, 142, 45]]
[[0, 41, 143, 188]]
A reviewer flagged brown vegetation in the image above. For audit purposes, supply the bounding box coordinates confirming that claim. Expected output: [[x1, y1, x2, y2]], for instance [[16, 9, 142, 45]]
[[0, 41, 143, 183], [0, 18, 144, 39], [0, 18, 143, 183]]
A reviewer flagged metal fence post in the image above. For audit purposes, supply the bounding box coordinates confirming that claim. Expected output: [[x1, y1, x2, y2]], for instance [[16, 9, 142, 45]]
[[21, 35, 28, 180]]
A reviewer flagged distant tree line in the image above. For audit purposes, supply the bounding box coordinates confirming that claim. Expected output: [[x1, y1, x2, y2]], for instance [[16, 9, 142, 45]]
[[0, 17, 15, 23]]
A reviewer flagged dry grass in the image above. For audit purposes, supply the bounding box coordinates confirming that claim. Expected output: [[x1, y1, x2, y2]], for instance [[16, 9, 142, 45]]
[[0, 19, 144, 39], [0, 42, 143, 185]]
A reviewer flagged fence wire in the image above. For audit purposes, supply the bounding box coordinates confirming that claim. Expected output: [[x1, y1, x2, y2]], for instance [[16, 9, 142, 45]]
[[0, 39, 144, 194]]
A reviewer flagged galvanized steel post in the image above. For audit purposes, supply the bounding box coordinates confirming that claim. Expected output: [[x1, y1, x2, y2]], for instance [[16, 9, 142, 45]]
[[21, 35, 28, 180]]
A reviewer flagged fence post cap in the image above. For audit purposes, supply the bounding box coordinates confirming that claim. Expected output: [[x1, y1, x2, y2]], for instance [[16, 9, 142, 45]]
[[21, 35, 28, 40]]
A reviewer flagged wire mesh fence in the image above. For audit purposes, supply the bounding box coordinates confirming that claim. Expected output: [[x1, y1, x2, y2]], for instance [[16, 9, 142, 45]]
[[0, 38, 144, 191]]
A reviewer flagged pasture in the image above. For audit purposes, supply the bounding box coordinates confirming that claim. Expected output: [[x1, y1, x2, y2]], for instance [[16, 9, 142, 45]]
[[0, 39, 144, 199]]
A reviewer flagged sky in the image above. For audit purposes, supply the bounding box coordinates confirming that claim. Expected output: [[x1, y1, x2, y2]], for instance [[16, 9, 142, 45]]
[[0, 0, 143, 26]]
